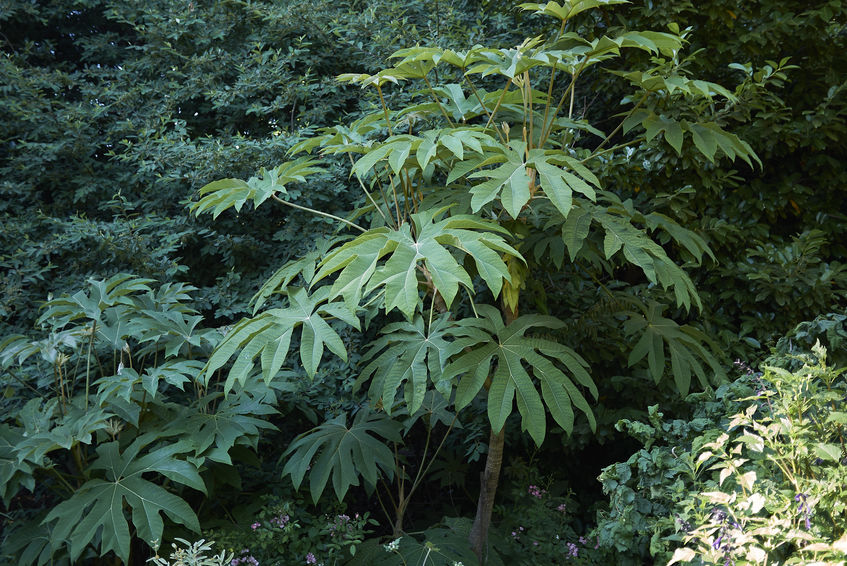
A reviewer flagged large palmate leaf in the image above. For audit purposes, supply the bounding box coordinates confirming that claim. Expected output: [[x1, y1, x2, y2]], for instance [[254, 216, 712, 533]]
[[37, 274, 154, 328], [1, 516, 58, 566], [12, 398, 114, 469], [442, 306, 597, 445], [561, 198, 703, 310], [165, 391, 278, 465], [44, 439, 203, 564], [467, 140, 599, 219], [356, 314, 460, 415], [190, 157, 324, 219], [314, 208, 522, 318], [281, 408, 403, 503], [622, 110, 760, 166], [203, 286, 359, 390], [624, 302, 727, 395]]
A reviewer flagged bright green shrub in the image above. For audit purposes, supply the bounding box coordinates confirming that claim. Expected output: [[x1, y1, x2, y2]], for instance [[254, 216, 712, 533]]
[[596, 325, 847, 565]]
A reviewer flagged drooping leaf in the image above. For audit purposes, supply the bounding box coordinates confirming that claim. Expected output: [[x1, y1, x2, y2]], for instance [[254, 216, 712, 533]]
[[281, 409, 403, 502], [44, 439, 202, 564], [315, 209, 522, 319], [191, 158, 324, 219], [165, 392, 277, 464], [625, 302, 726, 394], [357, 314, 461, 414], [442, 306, 596, 444], [203, 286, 358, 389]]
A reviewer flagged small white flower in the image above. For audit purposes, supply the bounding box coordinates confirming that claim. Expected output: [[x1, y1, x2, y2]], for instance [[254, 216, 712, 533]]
[[383, 538, 401, 552]]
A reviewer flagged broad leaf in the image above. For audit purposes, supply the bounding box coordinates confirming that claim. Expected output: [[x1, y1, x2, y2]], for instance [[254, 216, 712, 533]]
[[166, 392, 277, 464], [191, 158, 324, 219], [203, 286, 358, 389], [281, 408, 403, 502], [357, 314, 460, 414], [443, 306, 597, 444], [44, 440, 202, 564], [315, 209, 521, 318], [624, 302, 726, 394]]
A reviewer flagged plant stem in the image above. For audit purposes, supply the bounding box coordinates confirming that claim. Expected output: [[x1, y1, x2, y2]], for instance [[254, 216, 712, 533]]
[[422, 74, 455, 127], [347, 153, 390, 225], [376, 84, 393, 136], [464, 75, 507, 144], [271, 195, 366, 232], [469, 425, 506, 563], [484, 77, 513, 132], [593, 93, 648, 154]]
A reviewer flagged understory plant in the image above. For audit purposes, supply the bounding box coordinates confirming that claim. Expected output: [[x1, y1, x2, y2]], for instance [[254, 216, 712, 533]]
[[148, 539, 232, 566], [190, 0, 758, 561], [207, 494, 376, 566], [596, 335, 847, 565], [0, 275, 277, 564], [668, 343, 847, 565]]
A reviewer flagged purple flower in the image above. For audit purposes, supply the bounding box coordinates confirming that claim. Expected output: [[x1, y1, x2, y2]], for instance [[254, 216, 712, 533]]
[[527, 485, 546, 498], [251, 522, 260, 530], [795, 493, 813, 530], [556, 503, 567, 513], [566, 542, 578, 558], [271, 514, 290, 528], [305, 552, 317, 565], [231, 556, 259, 566]]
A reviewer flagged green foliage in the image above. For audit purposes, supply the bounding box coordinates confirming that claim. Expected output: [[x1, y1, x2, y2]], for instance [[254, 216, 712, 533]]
[[203, 286, 360, 387], [148, 539, 233, 566], [444, 306, 598, 444], [0, 276, 277, 564], [186, 7, 764, 559], [595, 332, 847, 565], [357, 314, 459, 414], [208, 494, 376, 566], [1, 0, 512, 335], [46, 440, 202, 564], [282, 408, 402, 503], [5, 1, 847, 564], [351, 517, 483, 566], [624, 302, 726, 395]]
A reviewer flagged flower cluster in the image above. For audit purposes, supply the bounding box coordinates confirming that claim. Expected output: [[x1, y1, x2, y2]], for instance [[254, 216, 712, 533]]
[[565, 542, 578, 558], [304, 552, 317, 565], [527, 485, 546, 499], [710, 508, 741, 566], [328, 514, 352, 537], [795, 493, 813, 530], [230, 549, 259, 566], [383, 538, 401, 552], [270, 513, 290, 528]]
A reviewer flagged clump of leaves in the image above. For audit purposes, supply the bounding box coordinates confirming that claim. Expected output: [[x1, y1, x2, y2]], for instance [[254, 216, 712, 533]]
[[190, 0, 758, 558], [669, 342, 847, 565], [148, 539, 233, 566], [208, 494, 376, 566], [0, 275, 277, 564], [595, 335, 847, 565]]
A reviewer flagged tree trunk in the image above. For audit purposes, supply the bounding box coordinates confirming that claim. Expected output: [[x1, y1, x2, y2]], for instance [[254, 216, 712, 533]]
[[469, 285, 518, 562], [469, 425, 506, 563]]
